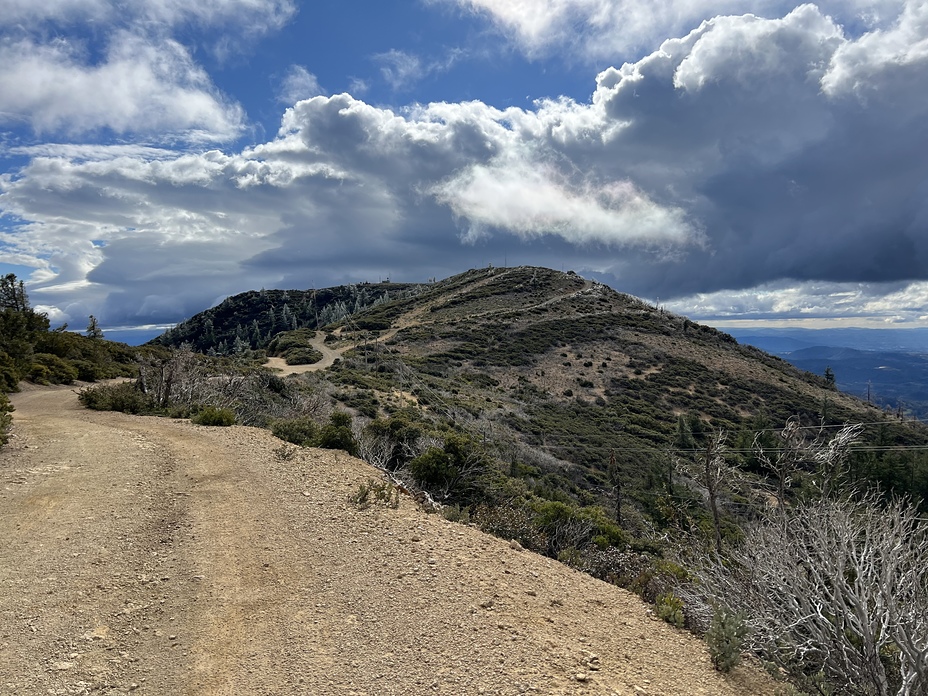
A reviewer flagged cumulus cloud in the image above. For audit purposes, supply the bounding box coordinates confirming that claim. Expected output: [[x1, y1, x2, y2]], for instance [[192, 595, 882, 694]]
[[432, 155, 695, 247], [442, 0, 910, 60], [823, 0, 928, 96], [2, 2, 928, 328], [0, 34, 245, 141], [0, 0, 295, 142]]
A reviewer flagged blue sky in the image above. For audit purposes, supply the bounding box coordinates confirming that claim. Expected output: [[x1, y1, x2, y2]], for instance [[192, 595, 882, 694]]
[[2, 0, 928, 337]]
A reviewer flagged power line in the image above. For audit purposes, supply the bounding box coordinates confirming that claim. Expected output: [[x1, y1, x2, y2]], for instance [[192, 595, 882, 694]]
[[533, 443, 928, 455]]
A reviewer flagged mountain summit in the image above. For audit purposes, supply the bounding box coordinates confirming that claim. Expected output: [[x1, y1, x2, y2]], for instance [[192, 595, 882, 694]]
[[153, 265, 928, 527]]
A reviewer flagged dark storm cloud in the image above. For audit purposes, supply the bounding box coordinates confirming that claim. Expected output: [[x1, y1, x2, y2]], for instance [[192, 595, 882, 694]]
[[2, 2, 927, 328]]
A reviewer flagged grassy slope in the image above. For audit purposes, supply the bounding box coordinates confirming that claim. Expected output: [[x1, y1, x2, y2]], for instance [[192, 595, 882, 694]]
[[145, 265, 928, 523], [322, 266, 928, 521]]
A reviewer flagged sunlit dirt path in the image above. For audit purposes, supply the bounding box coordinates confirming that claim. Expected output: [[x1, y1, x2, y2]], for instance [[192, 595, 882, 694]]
[[0, 384, 776, 695]]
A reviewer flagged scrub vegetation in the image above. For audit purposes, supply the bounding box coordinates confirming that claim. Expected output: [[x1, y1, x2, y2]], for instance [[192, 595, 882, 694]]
[[11, 266, 928, 694]]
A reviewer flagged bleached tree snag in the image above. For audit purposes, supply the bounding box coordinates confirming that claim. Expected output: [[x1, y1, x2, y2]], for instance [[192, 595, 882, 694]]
[[689, 423, 927, 695], [695, 492, 927, 695], [678, 430, 734, 554], [752, 416, 804, 512]]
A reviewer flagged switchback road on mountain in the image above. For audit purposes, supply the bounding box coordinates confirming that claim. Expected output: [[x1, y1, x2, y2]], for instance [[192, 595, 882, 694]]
[[0, 384, 777, 695], [263, 331, 341, 376]]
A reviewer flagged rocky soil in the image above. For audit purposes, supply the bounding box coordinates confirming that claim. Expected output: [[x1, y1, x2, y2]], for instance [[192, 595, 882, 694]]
[[0, 384, 778, 695]]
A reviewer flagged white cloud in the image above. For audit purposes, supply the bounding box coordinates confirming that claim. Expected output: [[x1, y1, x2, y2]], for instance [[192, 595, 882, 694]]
[[348, 77, 371, 95], [444, 0, 912, 61], [823, 0, 928, 96], [7, 143, 179, 161], [278, 66, 325, 104], [432, 155, 696, 247], [0, 0, 297, 142], [0, 34, 245, 141], [376, 50, 426, 91], [671, 7, 844, 93], [3, 0, 296, 35], [3, 3, 928, 328], [666, 280, 928, 326], [373, 48, 467, 92]]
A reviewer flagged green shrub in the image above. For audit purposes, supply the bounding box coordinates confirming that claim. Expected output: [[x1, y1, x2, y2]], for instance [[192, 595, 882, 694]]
[[557, 547, 585, 567], [71, 359, 104, 381], [317, 411, 358, 455], [409, 447, 453, 487], [78, 381, 156, 414], [441, 504, 471, 524], [0, 352, 19, 392], [408, 433, 488, 502], [360, 414, 423, 470], [655, 592, 685, 628], [271, 417, 319, 446], [350, 477, 400, 509], [334, 388, 379, 419], [191, 406, 236, 426], [329, 411, 352, 428], [30, 353, 79, 384], [162, 404, 192, 418], [0, 392, 12, 447], [706, 606, 748, 673], [285, 348, 323, 365], [473, 502, 547, 554]]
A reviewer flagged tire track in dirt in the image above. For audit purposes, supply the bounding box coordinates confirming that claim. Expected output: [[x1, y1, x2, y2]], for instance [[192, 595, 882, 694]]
[[1, 384, 778, 695]]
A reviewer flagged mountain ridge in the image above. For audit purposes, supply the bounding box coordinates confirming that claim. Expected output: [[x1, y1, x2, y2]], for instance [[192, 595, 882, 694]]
[[152, 265, 928, 522]]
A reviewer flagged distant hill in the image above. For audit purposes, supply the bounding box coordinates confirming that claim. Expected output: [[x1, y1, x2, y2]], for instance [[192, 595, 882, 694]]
[[784, 346, 928, 417], [728, 328, 928, 418], [726, 334, 820, 354], [727, 327, 928, 353], [148, 281, 421, 354]]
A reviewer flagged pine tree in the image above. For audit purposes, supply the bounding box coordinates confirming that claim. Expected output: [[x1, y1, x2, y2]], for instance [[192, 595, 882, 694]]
[[86, 315, 104, 340]]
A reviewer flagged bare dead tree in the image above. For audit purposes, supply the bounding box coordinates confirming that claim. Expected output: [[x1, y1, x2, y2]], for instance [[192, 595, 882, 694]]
[[677, 430, 736, 554], [352, 417, 393, 470], [135, 348, 332, 426], [808, 422, 863, 498], [693, 492, 928, 695], [401, 433, 443, 463], [686, 424, 927, 696], [753, 416, 805, 512]]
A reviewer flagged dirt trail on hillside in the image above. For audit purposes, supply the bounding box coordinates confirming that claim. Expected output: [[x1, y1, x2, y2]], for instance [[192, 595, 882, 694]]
[[1, 385, 777, 695], [266, 269, 600, 375], [265, 331, 341, 376]]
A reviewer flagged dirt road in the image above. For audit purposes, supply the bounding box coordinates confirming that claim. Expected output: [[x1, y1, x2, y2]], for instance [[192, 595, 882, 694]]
[[0, 385, 776, 695], [264, 332, 341, 376]]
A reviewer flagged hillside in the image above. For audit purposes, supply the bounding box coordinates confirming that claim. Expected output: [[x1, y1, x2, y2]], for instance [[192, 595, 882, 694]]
[[153, 265, 928, 528], [149, 281, 420, 355], [0, 384, 777, 695], [36, 267, 928, 694], [773, 346, 928, 418]]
